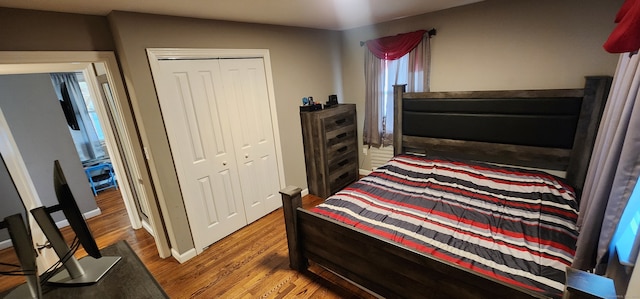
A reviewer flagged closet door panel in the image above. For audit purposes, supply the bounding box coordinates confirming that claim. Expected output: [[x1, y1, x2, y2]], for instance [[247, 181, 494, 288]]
[[155, 59, 247, 253], [220, 58, 281, 222]]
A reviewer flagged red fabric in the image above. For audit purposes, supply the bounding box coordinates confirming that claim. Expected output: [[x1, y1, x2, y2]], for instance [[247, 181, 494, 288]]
[[604, 0, 640, 53], [615, 0, 634, 22], [365, 30, 426, 60]]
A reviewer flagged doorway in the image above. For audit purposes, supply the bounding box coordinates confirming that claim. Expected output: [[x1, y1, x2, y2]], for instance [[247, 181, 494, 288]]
[[49, 70, 152, 221], [0, 51, 170, 260]]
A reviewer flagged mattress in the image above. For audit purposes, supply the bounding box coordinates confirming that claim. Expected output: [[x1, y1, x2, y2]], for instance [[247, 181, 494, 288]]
[[311, 154, 579, 298]]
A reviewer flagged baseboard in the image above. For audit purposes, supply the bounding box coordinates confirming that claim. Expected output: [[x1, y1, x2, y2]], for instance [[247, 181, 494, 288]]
[[55, 208, 102, 228], [141, 220, 155, 237], [301, 188, 309, 197], [359, 169, 372, 176], [0, 239, 12, 250], [0, 208, 102, 250], [172, 247, 197, 264]]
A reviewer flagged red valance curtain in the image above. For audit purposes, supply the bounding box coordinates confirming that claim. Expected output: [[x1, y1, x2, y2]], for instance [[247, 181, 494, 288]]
[[365, 30, 427, 60], [604, 0, 640, 53]]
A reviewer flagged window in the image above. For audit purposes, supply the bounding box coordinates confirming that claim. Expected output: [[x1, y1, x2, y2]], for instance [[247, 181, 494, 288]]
[[77, 77, 105, 142], [380, 55, 409, 137], [363, 30, 430, 148]]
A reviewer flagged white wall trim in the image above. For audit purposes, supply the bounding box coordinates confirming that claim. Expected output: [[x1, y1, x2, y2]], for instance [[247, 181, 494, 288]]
[[301, 188, 309, 197], [171, 247, 197, 264], [0, 239, 12, 250], [0, 208, 101, 250], [83, 67, 141, 231], [141, 220, 156, 238]]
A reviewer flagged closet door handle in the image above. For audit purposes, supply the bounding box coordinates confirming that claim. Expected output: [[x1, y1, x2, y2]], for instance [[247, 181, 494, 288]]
[[222, 161, 227, 166]]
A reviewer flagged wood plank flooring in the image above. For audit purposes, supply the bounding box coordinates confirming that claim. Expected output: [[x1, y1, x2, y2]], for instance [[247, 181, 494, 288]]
[[1, 189, 376, 298]]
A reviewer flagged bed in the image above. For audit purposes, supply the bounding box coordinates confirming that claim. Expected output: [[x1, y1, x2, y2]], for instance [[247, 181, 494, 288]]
[[280, 76, 612, 298]]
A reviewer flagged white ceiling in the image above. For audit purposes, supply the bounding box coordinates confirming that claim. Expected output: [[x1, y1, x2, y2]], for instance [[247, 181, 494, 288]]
[[1, 0, 483, 30]]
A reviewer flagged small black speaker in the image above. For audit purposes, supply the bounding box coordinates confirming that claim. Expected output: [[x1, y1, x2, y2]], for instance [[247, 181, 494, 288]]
[[326, 94, 338, 107]]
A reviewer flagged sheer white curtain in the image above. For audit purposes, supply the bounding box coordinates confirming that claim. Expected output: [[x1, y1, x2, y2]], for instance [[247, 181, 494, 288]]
[[50, 73, 105, 162], [573, 52, 640, 271], [363, 34, 431, 147]]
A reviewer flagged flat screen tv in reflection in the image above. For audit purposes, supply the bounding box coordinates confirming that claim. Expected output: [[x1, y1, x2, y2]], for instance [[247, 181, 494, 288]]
[[30, 160, 120, 286], [58, 82, 80, 131]]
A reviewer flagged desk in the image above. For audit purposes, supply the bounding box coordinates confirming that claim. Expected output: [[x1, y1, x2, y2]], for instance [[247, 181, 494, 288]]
[[41, 241, 167, 298]]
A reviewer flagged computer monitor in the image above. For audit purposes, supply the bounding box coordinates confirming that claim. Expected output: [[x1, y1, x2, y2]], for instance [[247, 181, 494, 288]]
[[29, 160, 120, 286], [0, 214, 41, 299]]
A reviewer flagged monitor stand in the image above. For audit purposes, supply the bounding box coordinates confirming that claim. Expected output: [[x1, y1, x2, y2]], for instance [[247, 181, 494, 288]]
[[46, 255, 121, 286], [2, 214, 41, 299], [31, 207, 121, 286]]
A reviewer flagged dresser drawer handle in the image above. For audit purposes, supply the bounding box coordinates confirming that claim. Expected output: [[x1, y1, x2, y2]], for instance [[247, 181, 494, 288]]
[[337, 146, 348, 153], [336, 132, 347, 139], [335, 118, 347, 125], [337, 159, 349, 166], [338, 173, 349, 180]]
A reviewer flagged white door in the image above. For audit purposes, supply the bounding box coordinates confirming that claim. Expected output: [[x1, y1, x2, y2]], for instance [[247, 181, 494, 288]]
[[219, 58, 282, 222], [155, 59, 247, 253]]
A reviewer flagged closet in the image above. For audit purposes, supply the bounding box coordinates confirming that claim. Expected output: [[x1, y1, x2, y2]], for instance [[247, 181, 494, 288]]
[[153, 57, 281, 254]]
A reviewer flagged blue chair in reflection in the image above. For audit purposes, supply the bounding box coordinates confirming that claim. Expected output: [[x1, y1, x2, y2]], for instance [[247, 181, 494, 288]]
[[84, 162, 118, 196]]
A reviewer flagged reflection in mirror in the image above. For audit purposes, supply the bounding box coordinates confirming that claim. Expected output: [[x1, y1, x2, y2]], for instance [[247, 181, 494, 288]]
[[0, 155, 41, 298]]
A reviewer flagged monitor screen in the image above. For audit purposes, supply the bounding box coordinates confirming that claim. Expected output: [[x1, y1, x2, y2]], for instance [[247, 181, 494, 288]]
[[52, 160, 101, 259]]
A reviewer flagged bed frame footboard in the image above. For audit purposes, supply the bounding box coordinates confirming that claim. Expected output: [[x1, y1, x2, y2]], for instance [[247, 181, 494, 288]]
[[279, 186, 550, 299], [279, 186, 306, 270]]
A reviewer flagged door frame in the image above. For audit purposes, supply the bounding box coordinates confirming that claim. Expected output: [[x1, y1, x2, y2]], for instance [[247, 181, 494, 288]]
[[146, 48, 286, 260], [0, 51, 171, 258]]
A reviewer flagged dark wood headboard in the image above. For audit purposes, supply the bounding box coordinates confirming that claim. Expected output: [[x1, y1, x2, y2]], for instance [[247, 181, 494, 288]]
[[393, 76, 612, 194]]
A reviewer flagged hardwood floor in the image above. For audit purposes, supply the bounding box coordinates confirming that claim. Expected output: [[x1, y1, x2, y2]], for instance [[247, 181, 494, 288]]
[[1, 189, 376, 298]]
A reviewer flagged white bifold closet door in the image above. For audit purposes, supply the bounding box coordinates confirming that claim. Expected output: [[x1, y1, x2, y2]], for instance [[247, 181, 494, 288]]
[[155, 58, 281, 254]]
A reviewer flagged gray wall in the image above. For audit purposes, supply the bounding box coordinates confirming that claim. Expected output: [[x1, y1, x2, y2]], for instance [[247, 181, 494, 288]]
[[0, 74, 98, 223], [108, 11, 343, 254], [339, 0, 623, 170], [0, 7, 114, 51], [0, 155, 27, 242]]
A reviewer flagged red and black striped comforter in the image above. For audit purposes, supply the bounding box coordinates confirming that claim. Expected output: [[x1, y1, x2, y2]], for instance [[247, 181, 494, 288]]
[[311, 154, 578, 298]]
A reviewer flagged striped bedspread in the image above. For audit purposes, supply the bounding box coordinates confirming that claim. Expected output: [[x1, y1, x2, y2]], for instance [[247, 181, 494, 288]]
[[311, 154, 579, 298]]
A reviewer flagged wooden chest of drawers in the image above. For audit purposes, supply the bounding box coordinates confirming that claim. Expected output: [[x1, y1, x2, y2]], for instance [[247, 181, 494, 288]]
[[300, 104, 358, 198]]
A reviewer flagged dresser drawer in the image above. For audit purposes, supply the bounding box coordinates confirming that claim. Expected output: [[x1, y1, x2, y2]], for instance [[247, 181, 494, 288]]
[[329, 165, 358, 194], [323, 110, 355, 133], [327, 138, 357, 160], [326, 124, 357, 147], [328, 153, 358, 174]]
